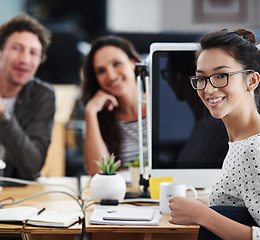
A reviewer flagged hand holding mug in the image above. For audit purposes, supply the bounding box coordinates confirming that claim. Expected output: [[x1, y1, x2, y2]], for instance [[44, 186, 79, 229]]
[[159, 182, 198, 214], [168, 195, 207, 225]]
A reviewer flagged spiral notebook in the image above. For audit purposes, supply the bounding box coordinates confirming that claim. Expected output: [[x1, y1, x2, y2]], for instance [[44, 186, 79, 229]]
[[0, 206, 84, 227]]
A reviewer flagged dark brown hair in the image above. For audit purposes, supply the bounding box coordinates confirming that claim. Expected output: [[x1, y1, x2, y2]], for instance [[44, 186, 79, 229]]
[[0, 12, 51, 62], [196, 28, 260, 110]]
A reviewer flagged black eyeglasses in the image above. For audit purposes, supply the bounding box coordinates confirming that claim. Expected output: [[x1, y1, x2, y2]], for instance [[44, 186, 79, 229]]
[[189, 69, 253, 90]]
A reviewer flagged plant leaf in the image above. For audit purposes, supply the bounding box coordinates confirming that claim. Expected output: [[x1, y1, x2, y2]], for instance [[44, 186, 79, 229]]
[[95, 152, 122, 174], [106, 164, 111, 175], [110, 160, 121, 174], [95, 160, 106, 173], [107, 154, 114, 166]]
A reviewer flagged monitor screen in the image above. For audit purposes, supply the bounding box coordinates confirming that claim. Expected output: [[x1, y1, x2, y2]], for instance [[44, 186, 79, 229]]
[[149, 43, 229, 188]]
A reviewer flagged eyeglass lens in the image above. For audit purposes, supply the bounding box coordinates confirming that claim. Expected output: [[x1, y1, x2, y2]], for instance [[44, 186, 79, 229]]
[[199, 74, 227, 89]]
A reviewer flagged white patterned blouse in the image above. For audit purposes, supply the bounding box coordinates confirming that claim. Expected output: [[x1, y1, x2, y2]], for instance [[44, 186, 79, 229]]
[[209, 134, 260, 239]]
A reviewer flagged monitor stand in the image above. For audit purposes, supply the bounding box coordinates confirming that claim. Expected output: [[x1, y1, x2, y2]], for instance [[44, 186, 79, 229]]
[[125, 190, 150, 199], [125, 175, 150, 199]]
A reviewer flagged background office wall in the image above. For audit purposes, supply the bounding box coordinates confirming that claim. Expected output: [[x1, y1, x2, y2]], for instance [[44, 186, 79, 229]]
[[1, 0, 260, 36], [107, 0, 260, 32], [0, 0, 25, 24], [2, 0, 259, 55]]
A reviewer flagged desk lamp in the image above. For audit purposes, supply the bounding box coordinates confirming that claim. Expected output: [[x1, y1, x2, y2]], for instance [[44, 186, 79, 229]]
[[125, 62, 151, 199], [135, 62, 151, 198]]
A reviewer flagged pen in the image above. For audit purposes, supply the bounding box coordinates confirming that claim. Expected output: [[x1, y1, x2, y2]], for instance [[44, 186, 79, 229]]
[[37, 207, 46, 215]]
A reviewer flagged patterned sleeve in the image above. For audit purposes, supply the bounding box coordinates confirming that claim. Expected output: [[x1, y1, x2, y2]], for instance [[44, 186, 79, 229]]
[[253, 226, 260, 239], [244, 136, 260, 240]]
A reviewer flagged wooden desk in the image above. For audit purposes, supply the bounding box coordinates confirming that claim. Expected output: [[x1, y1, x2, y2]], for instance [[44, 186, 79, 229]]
[[0, 177, 199, 240]]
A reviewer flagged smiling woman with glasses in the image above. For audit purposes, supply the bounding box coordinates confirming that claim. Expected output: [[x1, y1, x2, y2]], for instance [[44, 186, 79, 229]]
[[168, 28, 260, 240]]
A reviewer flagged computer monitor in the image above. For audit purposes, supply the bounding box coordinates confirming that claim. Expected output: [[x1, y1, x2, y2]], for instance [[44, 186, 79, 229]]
[[149, 43, 229, 189]]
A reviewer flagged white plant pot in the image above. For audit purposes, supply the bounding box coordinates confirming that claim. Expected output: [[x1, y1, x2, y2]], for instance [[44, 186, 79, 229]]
[[89, 173, 126, 202]]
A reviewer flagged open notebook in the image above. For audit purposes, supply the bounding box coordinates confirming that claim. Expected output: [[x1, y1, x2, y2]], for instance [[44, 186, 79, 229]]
[[0, 206, 84, 227]]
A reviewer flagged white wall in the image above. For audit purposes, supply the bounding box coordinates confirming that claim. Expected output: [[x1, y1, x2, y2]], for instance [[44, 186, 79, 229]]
[[0, 0, 25, 24], [107, 0, 162, 32], [107, 0, 260, 33]]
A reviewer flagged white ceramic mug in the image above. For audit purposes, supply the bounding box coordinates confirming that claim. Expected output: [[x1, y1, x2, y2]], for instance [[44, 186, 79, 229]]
[[159, 182, 198, 214]]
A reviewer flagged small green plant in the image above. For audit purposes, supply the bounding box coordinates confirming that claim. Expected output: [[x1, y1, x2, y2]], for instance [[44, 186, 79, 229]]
[[124, 154, 148, 168], [95, 153, 121, 175]]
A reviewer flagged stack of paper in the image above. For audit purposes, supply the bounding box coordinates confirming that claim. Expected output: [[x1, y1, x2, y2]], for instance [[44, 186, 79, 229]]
[[89, 206, 161, 226]]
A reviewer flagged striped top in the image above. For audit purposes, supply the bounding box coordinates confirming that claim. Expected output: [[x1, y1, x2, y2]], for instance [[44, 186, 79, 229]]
[[118, 117, 148, 165]]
